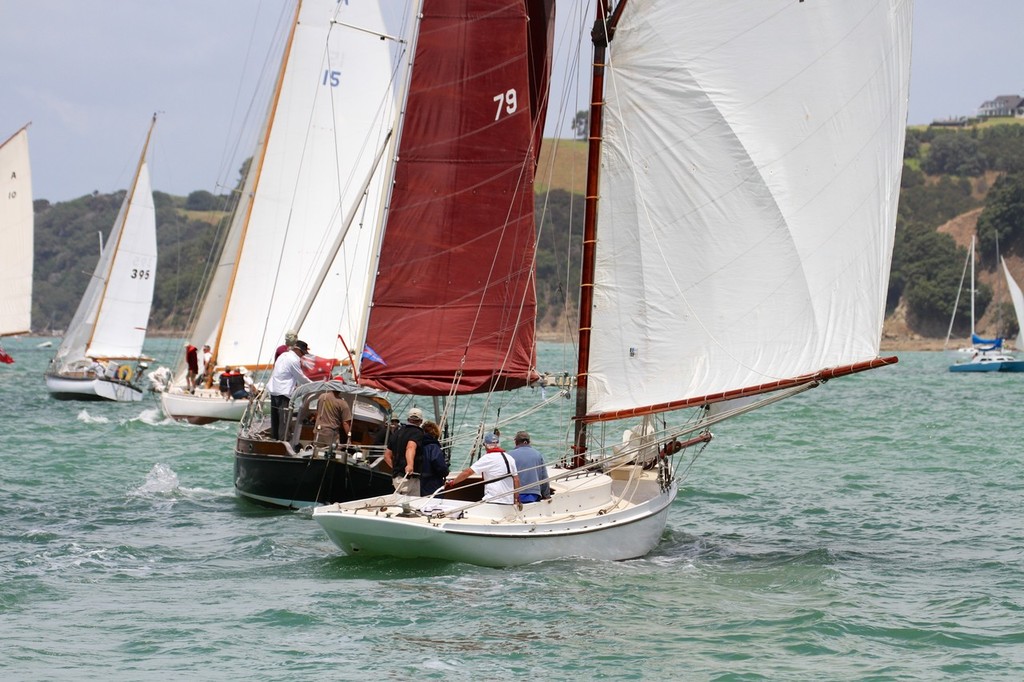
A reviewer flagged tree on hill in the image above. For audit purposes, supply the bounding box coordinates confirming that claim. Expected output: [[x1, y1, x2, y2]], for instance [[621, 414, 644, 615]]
[[891, 225, 990, 337], [976, 173, 1024, 261], [921, 133, 985, 176], [33, 191, 227, 333], [975, 124, 1024, 174], [534, 190, 583, 335]]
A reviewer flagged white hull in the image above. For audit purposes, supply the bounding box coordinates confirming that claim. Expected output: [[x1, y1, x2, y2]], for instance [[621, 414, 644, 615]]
[[45, 373, 144, 402], [313, 468, 676, 567], [160, 388, 255, 424]]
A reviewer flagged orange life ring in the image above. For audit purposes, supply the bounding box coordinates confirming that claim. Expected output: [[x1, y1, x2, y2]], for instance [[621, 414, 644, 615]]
[[117, 365, 134, 382]]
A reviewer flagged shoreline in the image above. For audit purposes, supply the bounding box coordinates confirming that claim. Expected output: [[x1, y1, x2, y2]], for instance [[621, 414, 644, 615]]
[[26, 330, 969, 353]]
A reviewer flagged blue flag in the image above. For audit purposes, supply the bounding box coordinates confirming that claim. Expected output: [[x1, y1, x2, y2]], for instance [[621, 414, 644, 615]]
[[362, 345, 387, 365]]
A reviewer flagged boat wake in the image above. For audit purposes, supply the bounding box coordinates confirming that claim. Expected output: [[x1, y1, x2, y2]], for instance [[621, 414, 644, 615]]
[[133, 463, 180, 496], [76, 409, 110, 425]]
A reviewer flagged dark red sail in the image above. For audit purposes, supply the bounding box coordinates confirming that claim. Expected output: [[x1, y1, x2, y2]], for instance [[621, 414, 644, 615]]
[[359, 0, 554, 395]]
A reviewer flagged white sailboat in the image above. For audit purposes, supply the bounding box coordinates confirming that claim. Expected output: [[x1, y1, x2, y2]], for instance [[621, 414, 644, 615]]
[[0, 124, 33, 365], [45, 116, 158, 401], [159, 0, 404, 424], [1001, 257, 1024, 352], [946, 236, 1024, 372], [312, 0, 913, 566]]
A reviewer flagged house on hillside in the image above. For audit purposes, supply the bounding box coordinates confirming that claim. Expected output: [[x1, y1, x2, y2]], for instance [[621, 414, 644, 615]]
[[978, 95, 1024, 119]]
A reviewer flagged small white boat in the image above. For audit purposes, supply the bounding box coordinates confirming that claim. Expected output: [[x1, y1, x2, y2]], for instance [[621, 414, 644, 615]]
[[159, 388, 250, 425], [45, 116, 158, 401]]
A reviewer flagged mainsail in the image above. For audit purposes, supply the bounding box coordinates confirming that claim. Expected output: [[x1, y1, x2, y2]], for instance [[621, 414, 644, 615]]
[[358, 0, 555, 396], [51, 117, 157, 368], [581, 0, 912, 421], [0, 125, 33, 340], [182, 0, 410, 378]]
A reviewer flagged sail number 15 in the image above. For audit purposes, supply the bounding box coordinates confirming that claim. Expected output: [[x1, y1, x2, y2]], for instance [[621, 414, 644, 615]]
[[493, 89, 518, 120]]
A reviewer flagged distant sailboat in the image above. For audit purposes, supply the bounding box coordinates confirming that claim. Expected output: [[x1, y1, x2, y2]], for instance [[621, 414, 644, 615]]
[[947, 237, 1024, 372], [159, 0, 401, 424], [0, 124, 33, 365], [45, 116, 159, 401], [312, 0, 912, 566]]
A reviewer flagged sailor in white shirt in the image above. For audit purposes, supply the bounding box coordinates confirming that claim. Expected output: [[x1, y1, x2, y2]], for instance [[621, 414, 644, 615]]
[[267, 340, 312, 440]]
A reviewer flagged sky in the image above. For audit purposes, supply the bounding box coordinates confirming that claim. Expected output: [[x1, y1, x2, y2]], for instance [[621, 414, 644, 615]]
[[2, 1, 1023, 203]]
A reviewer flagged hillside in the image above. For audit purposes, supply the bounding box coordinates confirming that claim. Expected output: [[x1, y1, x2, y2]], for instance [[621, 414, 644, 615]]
[[28, 125, 1024, 348]]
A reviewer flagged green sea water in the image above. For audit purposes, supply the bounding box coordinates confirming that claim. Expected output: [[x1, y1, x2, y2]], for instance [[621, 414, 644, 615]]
[[2, 337, 1022, 680]]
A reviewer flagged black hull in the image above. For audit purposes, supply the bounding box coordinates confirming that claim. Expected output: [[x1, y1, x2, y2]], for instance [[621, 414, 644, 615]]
[[234, 451, 394, 510], [48, 392, 109, 402]]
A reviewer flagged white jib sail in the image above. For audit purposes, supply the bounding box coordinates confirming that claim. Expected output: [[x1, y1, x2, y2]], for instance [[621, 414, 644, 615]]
[[52, 126, 156, 369], [587, 0, 913, 417], [87, 162, 157, 359], [0, 126, 33, 336]]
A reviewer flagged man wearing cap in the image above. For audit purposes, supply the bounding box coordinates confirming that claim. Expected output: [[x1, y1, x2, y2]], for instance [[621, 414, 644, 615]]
[[385, 407, 426, 495], [267, 340, 312, 440], [275, 330, 299, 362], [446, 432, 520, 505], [509, 431, 550, 503]]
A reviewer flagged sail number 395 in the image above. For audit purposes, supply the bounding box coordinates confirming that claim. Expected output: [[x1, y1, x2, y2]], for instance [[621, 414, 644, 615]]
[[131, 269, 151, 280]]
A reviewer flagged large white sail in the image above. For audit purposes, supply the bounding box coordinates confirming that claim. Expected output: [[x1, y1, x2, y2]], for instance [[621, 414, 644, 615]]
[[0, 126, 33, 337], [87, 162, 157, 359], [586, 0, 913, 417], [187, 0, 409, 375], [1002, 257, 1024, 351], [51, 121, 157, 369]]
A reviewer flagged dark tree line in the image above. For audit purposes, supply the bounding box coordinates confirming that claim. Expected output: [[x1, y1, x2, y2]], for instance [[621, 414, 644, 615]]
[[29, 123, 1024, 340]]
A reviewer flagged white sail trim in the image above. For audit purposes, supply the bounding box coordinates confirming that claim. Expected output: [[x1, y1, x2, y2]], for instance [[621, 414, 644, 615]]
[[587, 0, 912, 415], [1002, 258, 1024, 351], [0, 128, 33, 336], [193, 0, 409, 373]]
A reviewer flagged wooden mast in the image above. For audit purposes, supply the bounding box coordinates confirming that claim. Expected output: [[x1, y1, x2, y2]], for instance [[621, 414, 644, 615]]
[[573, 0, 627, 462], [209, 0, 303, 374]]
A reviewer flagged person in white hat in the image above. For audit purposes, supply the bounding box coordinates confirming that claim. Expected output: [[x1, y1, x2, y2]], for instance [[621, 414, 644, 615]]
[[384, 406, 426, 495]]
